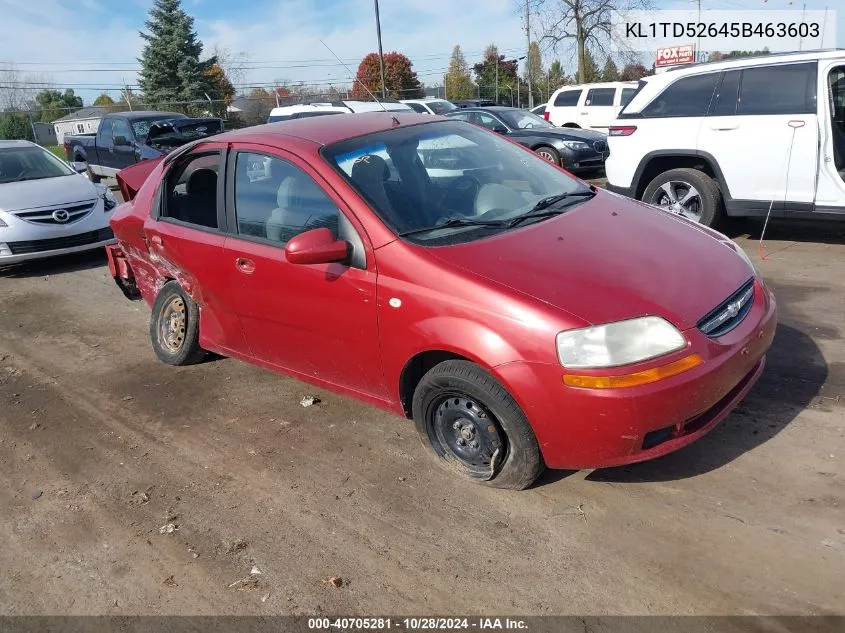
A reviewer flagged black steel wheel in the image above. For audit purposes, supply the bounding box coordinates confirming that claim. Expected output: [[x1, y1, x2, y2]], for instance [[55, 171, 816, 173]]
[[412, 360, 544, 490]]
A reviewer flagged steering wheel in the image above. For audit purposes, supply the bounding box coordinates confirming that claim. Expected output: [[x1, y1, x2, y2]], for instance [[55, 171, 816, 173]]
[[437, 174, 482, 214]]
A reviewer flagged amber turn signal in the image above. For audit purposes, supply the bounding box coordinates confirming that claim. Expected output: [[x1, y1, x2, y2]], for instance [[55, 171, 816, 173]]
[[563, 353, 704, 389]]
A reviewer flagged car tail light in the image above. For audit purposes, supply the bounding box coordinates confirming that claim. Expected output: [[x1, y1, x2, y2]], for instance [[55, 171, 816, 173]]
[[608, 126, 637, 136], [543, 111, 550, 121]]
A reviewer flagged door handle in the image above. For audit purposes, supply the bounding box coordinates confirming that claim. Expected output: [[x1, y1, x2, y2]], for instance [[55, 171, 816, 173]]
[[580, 111, 589, 115], [709, 124, 739, 131], [235, 257, 256, 274]]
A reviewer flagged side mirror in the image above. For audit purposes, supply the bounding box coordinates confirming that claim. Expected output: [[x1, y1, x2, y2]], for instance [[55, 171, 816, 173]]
[[114, 135, 129, 146], [492, 125, 508, 134], [285, 227, 349, 266], [69, 161, 87, 174]]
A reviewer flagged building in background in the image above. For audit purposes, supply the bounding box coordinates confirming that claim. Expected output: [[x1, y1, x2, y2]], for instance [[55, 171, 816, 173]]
[[32, 122, 57, 146], [53, 107, 105, 144]]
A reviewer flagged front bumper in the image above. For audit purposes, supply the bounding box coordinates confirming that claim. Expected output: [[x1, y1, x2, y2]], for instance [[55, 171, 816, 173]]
[[0, 228, 115, 265], [494, 280, 777, 469], [560, 144, 608, 172]]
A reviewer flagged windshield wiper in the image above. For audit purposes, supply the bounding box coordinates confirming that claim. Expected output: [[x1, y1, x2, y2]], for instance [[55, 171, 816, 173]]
[[398, 216, 508, 237], [507, 190, 595, 227]]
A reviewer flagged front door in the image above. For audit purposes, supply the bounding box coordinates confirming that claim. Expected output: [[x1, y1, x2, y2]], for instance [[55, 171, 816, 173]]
[[698, 62, 820, 209], [221, 145, 386, 400], [110, 118, 138, 170], [815, 62, 845, 212]]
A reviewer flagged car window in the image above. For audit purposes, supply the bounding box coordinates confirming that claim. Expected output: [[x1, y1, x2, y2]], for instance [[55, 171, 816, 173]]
[[427, 100, 456, 114], [446, 112, 471, 122], [642, 73, 720, 118], [553, 90, 582, 107], [710, 70, 740, 116], [406, 102, 428, 114], [585, 88, 615, 107], [233, 152, 340, 244], [163, 151, 221, 229], [737, 63, 817, 115], [498, 110, 554, 129], [620, 88, 637, 107], [472, 112, 504, 130], [323, 120, 591, 245], [98, 118, 114, 141], [111, 119, 132, 143], [0, 145, 74, 184]]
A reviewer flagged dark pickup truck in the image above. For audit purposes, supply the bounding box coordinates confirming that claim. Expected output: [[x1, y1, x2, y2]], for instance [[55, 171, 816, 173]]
[[64, 111, 223, 182]]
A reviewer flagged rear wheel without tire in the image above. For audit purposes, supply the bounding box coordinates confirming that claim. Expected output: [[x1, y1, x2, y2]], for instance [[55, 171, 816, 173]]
[[150, 281, 206, 366], [642, 167, 724, 228], [535, 145, 561, 165], [412, 360, 544, 490]]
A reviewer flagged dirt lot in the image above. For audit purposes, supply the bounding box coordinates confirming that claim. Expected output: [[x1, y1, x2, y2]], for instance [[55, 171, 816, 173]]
[[0, 218, 843, 616]]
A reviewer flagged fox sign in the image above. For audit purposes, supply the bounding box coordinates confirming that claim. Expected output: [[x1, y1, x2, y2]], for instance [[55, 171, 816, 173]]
[[656, 44, 696, 67]]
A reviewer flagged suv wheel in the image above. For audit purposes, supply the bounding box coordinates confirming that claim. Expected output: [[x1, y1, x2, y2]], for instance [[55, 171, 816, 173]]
[[642, 168, 723, 228]]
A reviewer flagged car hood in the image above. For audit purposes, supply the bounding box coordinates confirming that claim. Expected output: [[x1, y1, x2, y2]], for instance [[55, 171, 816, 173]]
[[511, 127, 606, 142], [0, 174, 98, 212], [427, 192, 754, 330]]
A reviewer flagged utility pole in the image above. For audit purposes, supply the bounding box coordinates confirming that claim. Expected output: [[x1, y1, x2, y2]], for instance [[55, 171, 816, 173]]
[[374, 0, 387, 99], [799, 2, 806, 50], [526, 0, 533, 109], [495, 55, 499, 105]]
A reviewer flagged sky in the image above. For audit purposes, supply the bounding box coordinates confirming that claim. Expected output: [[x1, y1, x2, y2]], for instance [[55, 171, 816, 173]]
[[0, 0, 842, 105]]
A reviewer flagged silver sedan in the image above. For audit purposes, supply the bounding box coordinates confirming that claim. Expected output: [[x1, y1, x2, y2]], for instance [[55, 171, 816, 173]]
[[0, 140, 117, 265]]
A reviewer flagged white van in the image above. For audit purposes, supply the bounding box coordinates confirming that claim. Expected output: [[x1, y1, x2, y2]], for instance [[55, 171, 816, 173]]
[[545, 81, 639, 130]]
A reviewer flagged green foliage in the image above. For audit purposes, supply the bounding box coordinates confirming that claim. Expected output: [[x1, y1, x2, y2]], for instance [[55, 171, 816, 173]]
[[35, 89, 83, 123], [138, 0, 217, 112], [46, 145, 64, 158], [578, 49, 600, 83], [547, 59, 567, 91], [473, 44, 518, 103], [0, 112, 33, 140], [445, 45, 476, 100], [93, 92, 115, 106], [351, 52, 424, 100], [601, 58, 619, 82]]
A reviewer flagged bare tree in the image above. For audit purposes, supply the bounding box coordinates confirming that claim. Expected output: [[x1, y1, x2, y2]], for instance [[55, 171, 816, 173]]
[[212, 45, 250, 91], [537, 0, 650, 83]]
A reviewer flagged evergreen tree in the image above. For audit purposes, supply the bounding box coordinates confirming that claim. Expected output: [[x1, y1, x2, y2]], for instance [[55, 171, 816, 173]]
[[35, 89, 83, 123], [547, 59, 565, 91], [579, 48, 599, 83], [600, 58, 618, 82], [138, 0, 216, 111], [445, 45, 475, 100]]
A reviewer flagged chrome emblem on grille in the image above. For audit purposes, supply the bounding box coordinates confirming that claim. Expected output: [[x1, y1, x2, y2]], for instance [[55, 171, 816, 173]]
[[52, 209, 70, 223], [699, 284, 754, 336]]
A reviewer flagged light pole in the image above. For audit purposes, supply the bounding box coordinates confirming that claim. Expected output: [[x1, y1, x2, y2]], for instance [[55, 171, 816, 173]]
[[374, 0, 387, 100], [525, 0, 533, 109]]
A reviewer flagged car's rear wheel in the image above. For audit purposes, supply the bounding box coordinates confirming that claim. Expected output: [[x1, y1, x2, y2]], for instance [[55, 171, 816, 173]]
[[412, 360, 544, 490], [150, 281, 206, 366], [534, 145, 561, 165], [642, 168, 724, 228]]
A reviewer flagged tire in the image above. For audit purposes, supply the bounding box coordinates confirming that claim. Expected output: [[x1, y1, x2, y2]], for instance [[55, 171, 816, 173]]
[[412, 360, 544, 490], [534, 145, 561, 166], [642, 167, 724, 228], [562, 123, 580, 128], [149, 281, 206, 366]]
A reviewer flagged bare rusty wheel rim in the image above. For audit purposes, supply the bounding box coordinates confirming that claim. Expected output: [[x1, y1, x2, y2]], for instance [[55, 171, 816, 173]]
[[536, 149, 557, 163], [159, 296, 186, 353]]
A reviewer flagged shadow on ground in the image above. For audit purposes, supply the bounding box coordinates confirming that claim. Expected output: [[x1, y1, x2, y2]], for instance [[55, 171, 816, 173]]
[[725, 218, 845, 246], [0, 249, 108, 279]]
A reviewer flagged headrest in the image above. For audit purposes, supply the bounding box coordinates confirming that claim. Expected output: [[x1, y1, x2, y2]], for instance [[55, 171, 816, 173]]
[[350, 154, 389, 184], [186, 168, 217, 194]]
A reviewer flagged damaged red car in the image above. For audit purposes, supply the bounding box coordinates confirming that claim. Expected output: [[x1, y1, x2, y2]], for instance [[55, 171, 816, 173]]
[[106, 113, 776, 489]]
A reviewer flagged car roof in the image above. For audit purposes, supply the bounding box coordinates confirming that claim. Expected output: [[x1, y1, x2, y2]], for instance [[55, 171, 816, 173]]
[[553, 81, 638, 92], [0, 139, 38, 149], [655, 48, 845, 80], [216, 111, 440, 147], [447, 106, 519, 113]]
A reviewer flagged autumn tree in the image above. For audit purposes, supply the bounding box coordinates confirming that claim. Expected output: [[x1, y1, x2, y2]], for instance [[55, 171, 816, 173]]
[[445, 45, 475, 100], [538, 0, 651, 87], [351, 52, 424, 100], [619, 63, 649, 81], [601, 57, 618, 81], [473, 44, 518, 103], [204, 63, 235, 117], [241, 87, 275, 125]]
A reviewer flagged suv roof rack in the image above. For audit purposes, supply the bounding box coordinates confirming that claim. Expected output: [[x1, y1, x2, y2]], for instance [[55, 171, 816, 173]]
[[663, 48, 845, 72]]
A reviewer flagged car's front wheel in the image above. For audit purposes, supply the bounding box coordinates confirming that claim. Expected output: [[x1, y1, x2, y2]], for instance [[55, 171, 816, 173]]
[[412, 360, 544, 490], [642, 168, 724, 228], [150, 281, 206, 366], [534, 145, 561, 165]]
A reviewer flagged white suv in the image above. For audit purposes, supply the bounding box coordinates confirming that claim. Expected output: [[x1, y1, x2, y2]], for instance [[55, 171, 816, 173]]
[[545, 81, 639, 129], [268, 100, 412, 123], [606, 50, 845, 227], [400, 98, 457, 115]]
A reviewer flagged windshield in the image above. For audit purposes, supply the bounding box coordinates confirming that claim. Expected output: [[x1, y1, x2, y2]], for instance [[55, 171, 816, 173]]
[[131, 114, 187, 139], [322, 120, 591, 245], [498, 110, 554, 130], [428, 100, 457, 114], [0, 145, 74, 184]]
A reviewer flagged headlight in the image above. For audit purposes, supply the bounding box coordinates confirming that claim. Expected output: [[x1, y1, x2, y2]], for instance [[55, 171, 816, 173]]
[[561, 140, 589, 150], [556, 316, 686, 369]]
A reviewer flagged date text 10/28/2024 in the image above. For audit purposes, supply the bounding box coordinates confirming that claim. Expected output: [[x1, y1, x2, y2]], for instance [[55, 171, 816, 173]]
[[308, 618, 529, 630]]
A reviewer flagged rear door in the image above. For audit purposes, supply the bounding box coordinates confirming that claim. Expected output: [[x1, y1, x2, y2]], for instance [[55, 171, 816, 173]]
[[580, 88, 616, 130], [548, 88, 582, 126], [221, 144, 386, 399], [143, 143, 246, 354]]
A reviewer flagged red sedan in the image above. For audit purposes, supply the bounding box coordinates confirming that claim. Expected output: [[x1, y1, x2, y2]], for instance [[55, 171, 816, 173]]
[[106, 112, 776, 490]]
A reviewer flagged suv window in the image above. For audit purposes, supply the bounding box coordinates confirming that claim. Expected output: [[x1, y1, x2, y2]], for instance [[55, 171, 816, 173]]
[[233, 152, 339, 244], [585, 88, 615, 106], [620, 88, 637, 107], [163, 151, 221, 229], [642, 73, 720, 118], [406, 102, 428, 114], [737, 62, 817, 115], [710, 70, 740, 116], [553, 90, 582, 107]]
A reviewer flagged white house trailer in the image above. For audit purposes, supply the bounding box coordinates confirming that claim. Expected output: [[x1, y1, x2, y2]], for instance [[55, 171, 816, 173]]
[[53, 107, 105, 144]]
